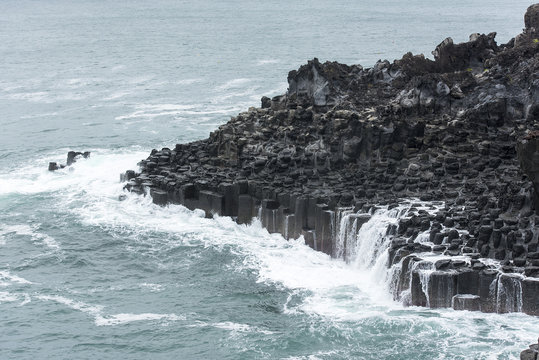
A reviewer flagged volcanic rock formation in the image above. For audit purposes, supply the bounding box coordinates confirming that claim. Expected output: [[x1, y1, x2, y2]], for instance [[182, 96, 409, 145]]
[[48, 151, 90, 171], [122, 5, 539, 316]]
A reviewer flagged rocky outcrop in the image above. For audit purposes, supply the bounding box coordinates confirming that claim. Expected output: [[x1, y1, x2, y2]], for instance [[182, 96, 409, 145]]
[[48, 151, 90, 171], [517, 4, 539, 47], [123, 6, 539, 316], [521, 338, 539, 360]]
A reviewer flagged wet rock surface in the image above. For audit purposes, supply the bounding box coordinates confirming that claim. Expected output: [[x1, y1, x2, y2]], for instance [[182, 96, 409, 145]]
[[521, 337, 539, 360], [518, 133, 539, 212], [48, 151, 90, 171], [124, 7, 539, 316]]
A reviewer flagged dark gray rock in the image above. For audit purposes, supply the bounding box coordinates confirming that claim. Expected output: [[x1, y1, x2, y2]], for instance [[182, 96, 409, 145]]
[[411, 270, 428, 307], [521, 278, 539, 316], [48, 162, 59, 171], [150, 189, 168, 206], [67, 151, 90, 166], [427, 271, 458, 308], [525, 4, 539, 30], [122, 7, 539, 317], [452, 294, 481, 311], [517, 135, 539, 213]]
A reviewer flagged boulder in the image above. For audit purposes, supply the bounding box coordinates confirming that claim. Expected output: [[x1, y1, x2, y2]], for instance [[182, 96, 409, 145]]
[[48, 162, 59, 171], [525, 4, 539, 31], [67, 151, 90, 166]]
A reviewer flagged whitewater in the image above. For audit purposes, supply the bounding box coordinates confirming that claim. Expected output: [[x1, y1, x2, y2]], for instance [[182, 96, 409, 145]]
[[0, 1, 537, 359]]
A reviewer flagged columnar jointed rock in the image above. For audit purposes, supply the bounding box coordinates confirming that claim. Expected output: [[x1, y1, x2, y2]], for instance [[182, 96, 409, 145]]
[[518, 133, 539, 212], [123, 7, 539, 315]]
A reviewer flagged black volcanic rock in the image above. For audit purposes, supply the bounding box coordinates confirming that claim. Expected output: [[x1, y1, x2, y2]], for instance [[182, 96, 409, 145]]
[[521, 337, 539, 360], [48, 151, 90, 171], [525, 4, 539, 30], [67, 151, 90, 166], [123, 6, 539, 316], [518, 133, 539, 212]]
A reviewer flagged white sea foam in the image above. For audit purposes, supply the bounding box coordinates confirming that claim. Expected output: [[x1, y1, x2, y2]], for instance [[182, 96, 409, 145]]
[[212, 321, 254, 332], [19, 111, 59, 120], [133, 103, 196, 111], [188, 321, 274, 335], [5, 91, 50, 102], [47, 155, 396, 316], [0, 149, 147, 196], [215, 78, 252, 91], [0, 224, 60, 250], [127, 75, 155, 84], [36, 231, 60, 250], [175, 78, 202, 85], [54, 77, 106, 89], [283, 350, 339, 360], [256, 59, 280, 65], [94, 312, 185, 326], [115, 104, 196, 120], [37, 294, 104, 316], [6, 90, 89, 103], [115, 103, 239, 120], [110, 65, 125, 72], [257, 83, 288, 99], [37, 294, 184, 326], [213, 321, 274, 335], [0, 291, 19, 303], [3, 149, 536, 356], [102, 89, 134, 101], [139, 283, 163, 292], [59, 178, 393, 329], [19, 293, 31, 306], [0, 270, 33, 286], [217, 86, 261, 102], [0, 291, 31, 306]]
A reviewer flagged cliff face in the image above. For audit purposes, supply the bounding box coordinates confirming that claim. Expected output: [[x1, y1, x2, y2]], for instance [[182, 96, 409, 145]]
[[518, 134, 539, 212], [123, 5, 539, 316]]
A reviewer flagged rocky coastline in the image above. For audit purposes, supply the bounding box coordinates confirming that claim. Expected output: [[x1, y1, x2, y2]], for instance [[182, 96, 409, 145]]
[[121, 5, 539, 319]]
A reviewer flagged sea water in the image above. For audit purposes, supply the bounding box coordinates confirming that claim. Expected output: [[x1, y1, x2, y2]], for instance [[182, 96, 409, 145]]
[[0, 1, 537, 359]]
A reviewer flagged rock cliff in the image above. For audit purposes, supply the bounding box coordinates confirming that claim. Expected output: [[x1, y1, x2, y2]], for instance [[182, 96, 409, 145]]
[[122, 5, 539, 316]]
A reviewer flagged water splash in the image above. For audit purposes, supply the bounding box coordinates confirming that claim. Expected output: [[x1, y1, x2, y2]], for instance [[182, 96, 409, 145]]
[[333, 207, 354, 260], [496, 273, 524, 313]]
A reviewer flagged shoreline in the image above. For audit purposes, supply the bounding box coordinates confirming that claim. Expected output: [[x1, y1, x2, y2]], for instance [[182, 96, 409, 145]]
[[121, 5, 539, 318]]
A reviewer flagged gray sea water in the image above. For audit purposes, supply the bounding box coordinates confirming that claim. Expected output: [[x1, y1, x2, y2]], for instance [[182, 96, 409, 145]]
[[0, 1, 537, 359]]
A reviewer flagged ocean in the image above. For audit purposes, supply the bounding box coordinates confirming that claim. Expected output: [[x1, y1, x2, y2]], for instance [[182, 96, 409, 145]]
[[0, 1, 537, 359]]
